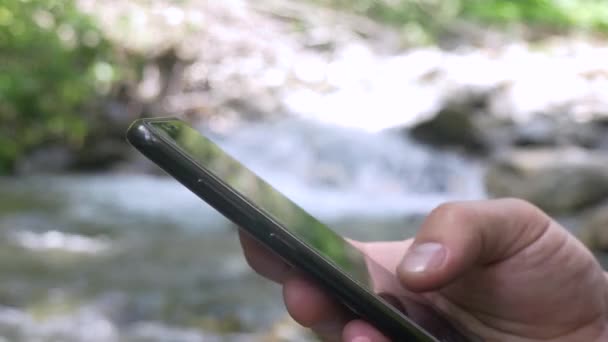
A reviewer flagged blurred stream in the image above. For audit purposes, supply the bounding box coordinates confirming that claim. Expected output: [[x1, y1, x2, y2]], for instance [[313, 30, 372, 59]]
[[0, 119, 484, 340]]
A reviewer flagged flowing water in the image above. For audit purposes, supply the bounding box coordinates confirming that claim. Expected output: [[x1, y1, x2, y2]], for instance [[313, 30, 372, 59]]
[[0, 119, 484, 341]]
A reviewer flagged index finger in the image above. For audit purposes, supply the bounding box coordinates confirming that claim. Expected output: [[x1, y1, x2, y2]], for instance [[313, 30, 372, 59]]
[[239, 229, 292, 283]]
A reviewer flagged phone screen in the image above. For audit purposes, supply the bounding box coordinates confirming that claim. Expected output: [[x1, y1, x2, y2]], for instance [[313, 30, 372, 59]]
[[141, 119, 469, 342], [150, 120, 378, 285]]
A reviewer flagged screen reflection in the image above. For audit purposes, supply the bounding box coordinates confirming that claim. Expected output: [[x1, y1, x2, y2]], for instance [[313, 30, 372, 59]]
[[152, 120, 373, 287]]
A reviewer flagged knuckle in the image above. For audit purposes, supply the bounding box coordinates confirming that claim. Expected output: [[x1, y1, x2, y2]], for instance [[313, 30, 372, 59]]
[[499, 197, 547, 219], [429, 201, 475, 227], [501, 197, 535, 209]]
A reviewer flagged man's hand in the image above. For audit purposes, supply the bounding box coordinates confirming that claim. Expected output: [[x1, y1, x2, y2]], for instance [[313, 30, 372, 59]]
[[239, 199, 608, 341]]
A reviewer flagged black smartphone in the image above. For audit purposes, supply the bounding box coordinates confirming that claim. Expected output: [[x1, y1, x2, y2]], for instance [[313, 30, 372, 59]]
[[126, 118, 470, 341]]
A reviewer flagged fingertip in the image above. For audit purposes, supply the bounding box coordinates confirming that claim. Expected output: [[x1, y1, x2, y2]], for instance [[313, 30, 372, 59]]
[[343, 319, 390, 342]]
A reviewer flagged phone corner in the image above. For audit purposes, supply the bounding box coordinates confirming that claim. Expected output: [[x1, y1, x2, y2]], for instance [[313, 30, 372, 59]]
[[125, 119, 157, 147]]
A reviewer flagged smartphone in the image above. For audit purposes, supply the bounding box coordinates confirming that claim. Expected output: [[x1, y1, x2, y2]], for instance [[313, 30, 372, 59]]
[[126, 118, 470, 341]]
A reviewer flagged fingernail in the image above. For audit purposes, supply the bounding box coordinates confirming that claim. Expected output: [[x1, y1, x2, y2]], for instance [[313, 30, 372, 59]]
[[400, 242, 446, 273]]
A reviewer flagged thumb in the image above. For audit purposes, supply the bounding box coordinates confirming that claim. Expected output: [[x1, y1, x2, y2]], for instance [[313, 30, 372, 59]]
[[397, 198, 554, 292]]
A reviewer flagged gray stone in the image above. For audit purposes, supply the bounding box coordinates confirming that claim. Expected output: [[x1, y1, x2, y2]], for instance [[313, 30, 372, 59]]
[[511, 115, 603, 148], [485, 148, 608, 214]]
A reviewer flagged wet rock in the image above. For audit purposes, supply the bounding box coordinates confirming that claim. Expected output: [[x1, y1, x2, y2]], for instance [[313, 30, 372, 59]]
[[485, 148, 608, 214], [410, 107, 488, 154], [511, 115, 604, 148], [579, 204, 608, 252]]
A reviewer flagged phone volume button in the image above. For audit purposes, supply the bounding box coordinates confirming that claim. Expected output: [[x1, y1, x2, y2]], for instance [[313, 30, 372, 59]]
[[279, 237, 297, 251], [268, 233, 297, 252]]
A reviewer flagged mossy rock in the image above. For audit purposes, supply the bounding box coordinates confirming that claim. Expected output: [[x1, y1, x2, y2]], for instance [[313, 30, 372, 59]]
[[485, 148, 608, 214]]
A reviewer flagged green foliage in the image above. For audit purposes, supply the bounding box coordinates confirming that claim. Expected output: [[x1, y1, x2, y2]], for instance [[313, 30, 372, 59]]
[[462, 0, 608, 31], [314, 0, 608, 41], [0, 0, 120, 172]]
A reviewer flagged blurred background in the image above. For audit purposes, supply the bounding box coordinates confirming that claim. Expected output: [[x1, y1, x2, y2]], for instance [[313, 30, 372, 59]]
[[1, 0, 608, 340]]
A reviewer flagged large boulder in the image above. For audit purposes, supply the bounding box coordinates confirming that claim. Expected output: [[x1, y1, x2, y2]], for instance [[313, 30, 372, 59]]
[[485, 148, 608, 214], [410, 107, 488, 154]]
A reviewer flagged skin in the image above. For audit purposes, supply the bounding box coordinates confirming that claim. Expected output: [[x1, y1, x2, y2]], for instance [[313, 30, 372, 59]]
[[238, 198, 608, 341]]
